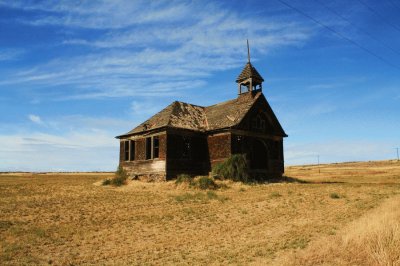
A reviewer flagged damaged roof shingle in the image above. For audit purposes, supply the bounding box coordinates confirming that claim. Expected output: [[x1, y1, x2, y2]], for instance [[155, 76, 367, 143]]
[[118, 92, 266, 137]]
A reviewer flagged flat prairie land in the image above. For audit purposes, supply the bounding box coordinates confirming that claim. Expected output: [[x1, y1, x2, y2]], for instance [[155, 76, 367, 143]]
[[1, 161, 400, 265]]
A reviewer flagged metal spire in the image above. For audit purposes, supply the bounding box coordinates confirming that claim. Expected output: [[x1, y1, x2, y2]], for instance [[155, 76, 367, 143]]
[[247, 39, 251, 63]]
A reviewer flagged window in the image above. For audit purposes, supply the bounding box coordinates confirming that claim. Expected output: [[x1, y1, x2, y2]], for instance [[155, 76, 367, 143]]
[[146, 137, 152, 160], [153, 136, 159, 159], [144, 136, 161, 160], [252, 114, 266, 131], [129, 140, 135, 161], [123, 141, 129, 161], [182, 136, 191, 159], [234, 135, 243, 153]]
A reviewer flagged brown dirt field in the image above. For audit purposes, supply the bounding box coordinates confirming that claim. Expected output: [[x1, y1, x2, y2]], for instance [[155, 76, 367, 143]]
[[1, 161, 400, 265]]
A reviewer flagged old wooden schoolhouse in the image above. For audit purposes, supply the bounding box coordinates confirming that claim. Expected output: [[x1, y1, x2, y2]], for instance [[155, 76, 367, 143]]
[[116, 47, 287, 181]]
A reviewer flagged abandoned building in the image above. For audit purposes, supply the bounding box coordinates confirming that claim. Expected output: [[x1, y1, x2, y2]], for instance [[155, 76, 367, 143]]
[[116, 52, 287, 181]]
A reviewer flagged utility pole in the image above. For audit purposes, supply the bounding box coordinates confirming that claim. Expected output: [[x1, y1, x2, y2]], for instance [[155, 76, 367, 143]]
[[317, 155, 320, 174], [396, 148, 399, 161]]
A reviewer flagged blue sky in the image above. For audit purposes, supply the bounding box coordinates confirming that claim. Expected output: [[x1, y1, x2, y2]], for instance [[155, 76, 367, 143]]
[[0, 0, 399, 171]]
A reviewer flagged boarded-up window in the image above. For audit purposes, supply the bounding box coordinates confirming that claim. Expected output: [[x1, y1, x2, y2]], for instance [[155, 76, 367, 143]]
[[252, 114, 266, 131], [145, 137, 152, 160], [153, 136, 159, 159], [124, 141, 129, 161], [129, 140, 135, 161]]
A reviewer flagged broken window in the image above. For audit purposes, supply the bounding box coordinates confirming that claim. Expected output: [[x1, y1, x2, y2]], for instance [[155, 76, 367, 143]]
[[124, 141, 129, 161], [153, 136, 159, 159], [234, 135, 243, 153], [129, 140, 135, 161], [182, 136, 191, 159], [145, 137, 152, 160]]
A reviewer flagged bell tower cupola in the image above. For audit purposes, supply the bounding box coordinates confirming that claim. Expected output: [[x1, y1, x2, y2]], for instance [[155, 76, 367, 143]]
[[236, 40, 264, 95]]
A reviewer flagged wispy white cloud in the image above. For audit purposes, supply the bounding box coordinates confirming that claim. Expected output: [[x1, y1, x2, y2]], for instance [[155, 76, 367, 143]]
[[28, 114, 43, 124], [44, 115, 134, 131], [306, 102, 337, 116], [131, 100, 166, 117], [0, 114, 134, 171], [6, 0, 193, 29], [0, 48, 24, 61], [0, 0, 315, 101], [0, 132, 118, 171]]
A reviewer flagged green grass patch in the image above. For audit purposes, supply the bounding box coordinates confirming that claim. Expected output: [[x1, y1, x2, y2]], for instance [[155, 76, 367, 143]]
[[330, 192, 341, 199], [197, 176, 218, 190], [270, 192, 282, 198], [102, 166, 128, 186], [175, 174, 194, 185], [175, 191, 228, 203]]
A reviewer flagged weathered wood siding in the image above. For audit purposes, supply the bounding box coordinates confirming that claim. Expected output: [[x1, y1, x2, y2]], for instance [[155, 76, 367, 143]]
[[135, 138, 146, 161], [231, 133, 284, 177], [159, 134, 167, 160], [166, 131, 210, 179], [119, 133, 167, 181]]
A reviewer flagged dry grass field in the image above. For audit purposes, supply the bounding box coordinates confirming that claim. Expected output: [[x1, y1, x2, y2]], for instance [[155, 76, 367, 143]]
[[1, 160, 400, 265]]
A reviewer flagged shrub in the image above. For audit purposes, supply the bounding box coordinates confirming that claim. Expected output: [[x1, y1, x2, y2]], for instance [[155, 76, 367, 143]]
[[102, 179, 111, 186], [212, 154, 250, 183], [110, 166, 128, 186], [197, 176, 218, 190], [330, 192, 341, 199]]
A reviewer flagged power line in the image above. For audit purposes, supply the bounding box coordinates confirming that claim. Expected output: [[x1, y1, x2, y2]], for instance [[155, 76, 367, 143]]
[[356, 0, 400, 33], [315, 0, 400, 57], [275, 0, 400, 70]]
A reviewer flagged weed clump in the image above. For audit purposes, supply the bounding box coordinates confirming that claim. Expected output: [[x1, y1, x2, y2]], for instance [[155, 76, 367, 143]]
[[197, 176, 218, 190], [175, 175, 218, 190], [102, 166, 128, 187], [102, 179, 111, 186], [212, 154, 250, 183], [174, 191, 228, 203], [270, 191, 282, 198], [175, 174, 194, 185], [330, 192, 341, 199]]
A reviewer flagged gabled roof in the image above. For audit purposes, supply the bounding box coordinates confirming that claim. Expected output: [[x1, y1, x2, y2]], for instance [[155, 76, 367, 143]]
[[117, 92, 266, 138], [121, 101, 206, 136], [205, 92, 261, 130], [236, 62, 264, 83]]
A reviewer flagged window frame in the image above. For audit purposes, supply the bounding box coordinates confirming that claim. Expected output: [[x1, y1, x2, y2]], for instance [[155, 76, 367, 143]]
[[153, 136, 159, 159], [129, 140, 135, 161], [123, 140, 130, 161], [145, 137, 152, 160]]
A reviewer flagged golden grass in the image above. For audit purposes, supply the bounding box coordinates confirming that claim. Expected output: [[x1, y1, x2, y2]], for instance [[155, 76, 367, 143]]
[[286, 159, 400, 184], [281, 195, 400, 266], [0, 161, 399, 265]]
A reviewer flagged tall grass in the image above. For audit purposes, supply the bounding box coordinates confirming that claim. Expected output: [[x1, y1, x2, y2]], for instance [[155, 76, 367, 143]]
[[102, 166, 128, 186], [212, 154, 249, 182], [175, 175, 218, 190], [286, 196, 400, 266]]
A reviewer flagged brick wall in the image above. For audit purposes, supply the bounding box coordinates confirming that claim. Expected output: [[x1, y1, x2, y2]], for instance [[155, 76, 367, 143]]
[[207, 133, 231, 166]]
